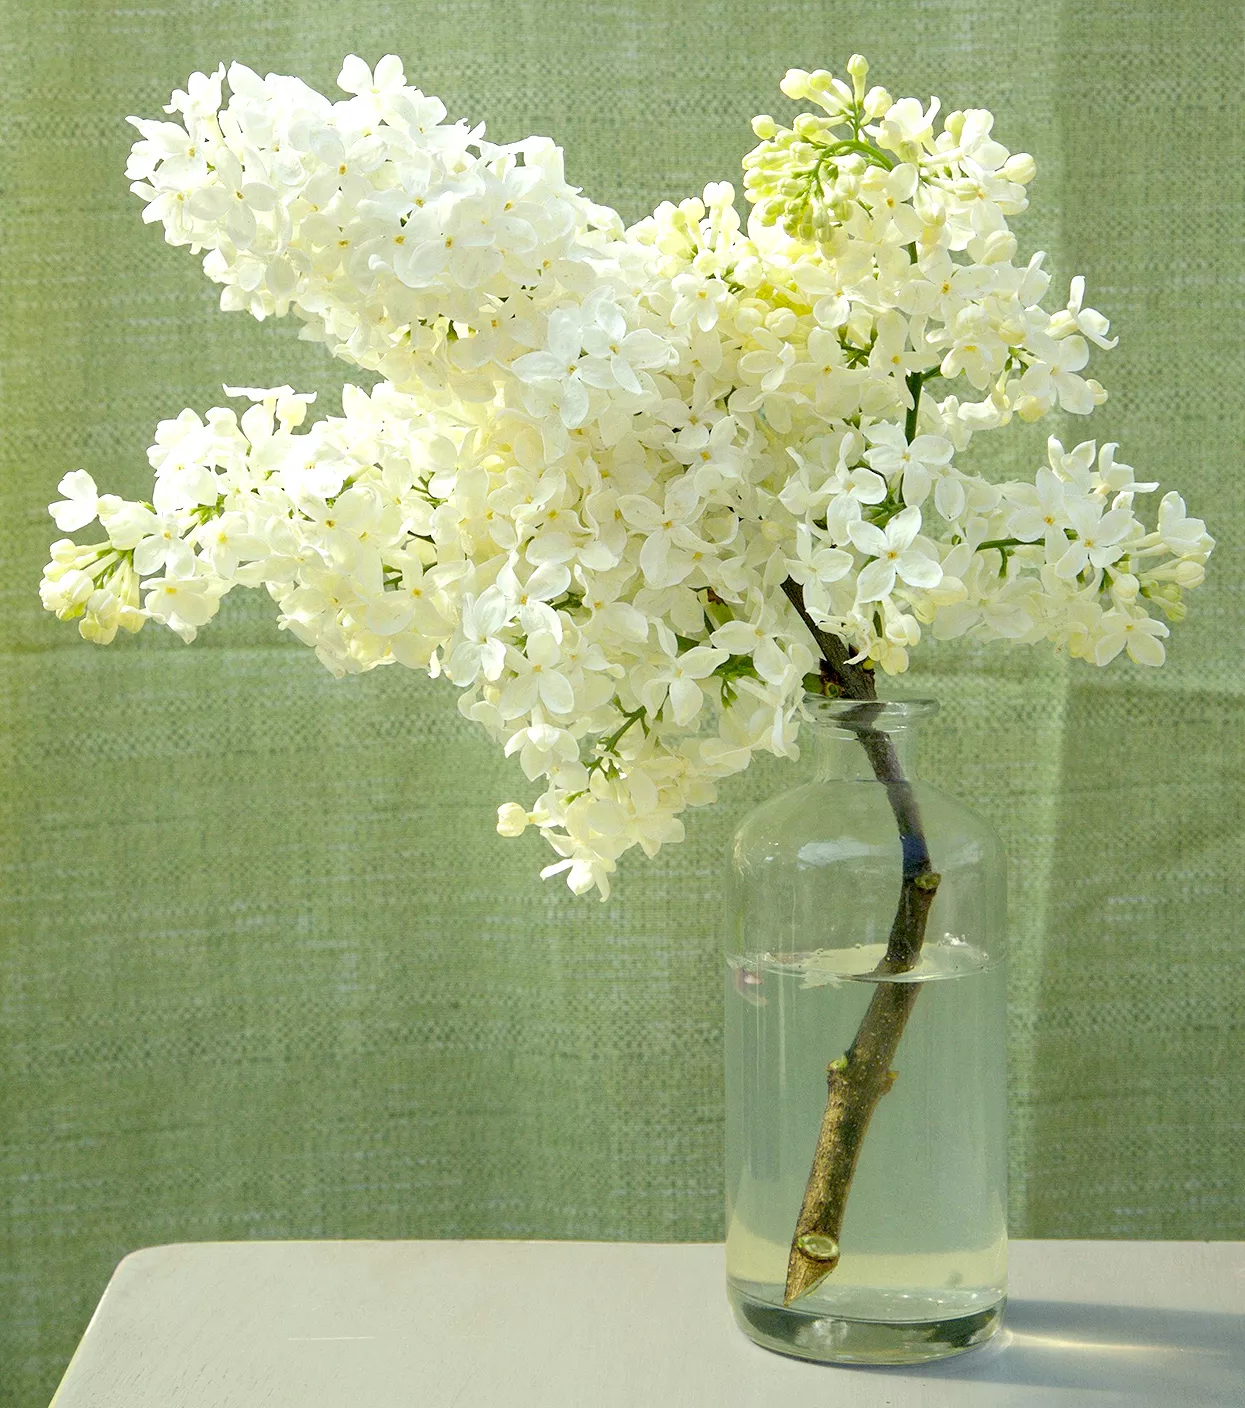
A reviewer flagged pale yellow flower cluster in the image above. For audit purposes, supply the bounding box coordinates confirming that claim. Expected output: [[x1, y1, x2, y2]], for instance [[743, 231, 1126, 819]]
[[41, 56, 1212, 896]]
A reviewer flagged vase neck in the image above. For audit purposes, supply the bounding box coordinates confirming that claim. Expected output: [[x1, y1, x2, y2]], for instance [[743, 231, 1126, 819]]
[[798, 697, 935, 782]]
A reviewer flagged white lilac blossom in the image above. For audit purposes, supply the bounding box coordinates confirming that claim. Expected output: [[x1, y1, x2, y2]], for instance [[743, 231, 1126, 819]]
[[42, 55, 1214, 897]]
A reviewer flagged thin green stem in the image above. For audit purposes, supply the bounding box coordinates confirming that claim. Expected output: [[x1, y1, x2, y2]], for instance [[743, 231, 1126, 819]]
[[818, 137, 895, 171], [587, 704, 647, 774], [904, 371, 926, 442]]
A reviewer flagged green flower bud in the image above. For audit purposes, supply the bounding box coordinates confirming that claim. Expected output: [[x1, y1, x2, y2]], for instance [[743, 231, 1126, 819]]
[[863, 85, 892, 119], [846, 52, 869, 100], [780, 68, 811, 100]]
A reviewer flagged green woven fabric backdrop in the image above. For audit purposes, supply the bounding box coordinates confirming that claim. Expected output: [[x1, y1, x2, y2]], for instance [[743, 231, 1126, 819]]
[[2, 1, 1242, 1401]]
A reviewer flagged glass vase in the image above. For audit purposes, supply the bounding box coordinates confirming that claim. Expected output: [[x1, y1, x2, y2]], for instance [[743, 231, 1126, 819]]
[[724, 695, 1007, 1364]]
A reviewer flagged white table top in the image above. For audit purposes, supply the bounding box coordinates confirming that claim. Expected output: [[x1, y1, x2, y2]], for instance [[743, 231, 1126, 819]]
[[50, 1239, 1244, 1406]]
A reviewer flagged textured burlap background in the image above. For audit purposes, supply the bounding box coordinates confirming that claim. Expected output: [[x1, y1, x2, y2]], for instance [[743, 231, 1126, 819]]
[[2, 1, 1242, 1402]]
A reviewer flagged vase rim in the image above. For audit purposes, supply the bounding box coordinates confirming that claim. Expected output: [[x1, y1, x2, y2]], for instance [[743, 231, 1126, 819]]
[[800, 693, 939, 729]]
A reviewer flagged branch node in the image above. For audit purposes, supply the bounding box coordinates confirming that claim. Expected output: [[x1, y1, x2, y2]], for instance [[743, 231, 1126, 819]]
[[796, 1233, 841, 1263]]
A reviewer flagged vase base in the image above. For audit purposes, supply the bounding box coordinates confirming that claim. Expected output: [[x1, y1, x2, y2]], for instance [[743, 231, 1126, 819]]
[[728, 1284, 1005, 1365]]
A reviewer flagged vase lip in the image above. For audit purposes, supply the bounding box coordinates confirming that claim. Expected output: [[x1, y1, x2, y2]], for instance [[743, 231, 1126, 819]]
[[800, 693, 939, 730]]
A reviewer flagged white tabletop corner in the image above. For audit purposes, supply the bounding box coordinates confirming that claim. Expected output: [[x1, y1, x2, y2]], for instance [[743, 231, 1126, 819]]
[[50, 1238, 1245, 1406]]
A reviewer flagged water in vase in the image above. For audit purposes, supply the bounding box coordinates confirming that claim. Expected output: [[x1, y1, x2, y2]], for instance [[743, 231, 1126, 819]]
[[724, 936, 1007, 1363]]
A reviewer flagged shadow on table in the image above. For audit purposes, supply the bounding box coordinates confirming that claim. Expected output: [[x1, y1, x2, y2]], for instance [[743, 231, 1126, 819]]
[[865, 1299, 1245, 1402]]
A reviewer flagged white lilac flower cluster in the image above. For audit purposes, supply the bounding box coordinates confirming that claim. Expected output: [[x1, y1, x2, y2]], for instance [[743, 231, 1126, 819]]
[[42, 55, 1213, 897]]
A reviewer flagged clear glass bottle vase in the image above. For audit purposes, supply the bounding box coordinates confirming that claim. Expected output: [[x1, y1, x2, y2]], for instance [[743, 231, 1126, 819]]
[[724, 695, 1008, 1364]]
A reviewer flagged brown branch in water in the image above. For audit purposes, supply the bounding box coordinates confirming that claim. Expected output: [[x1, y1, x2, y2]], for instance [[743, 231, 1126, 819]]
[[779, 578, 941, 1305]]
